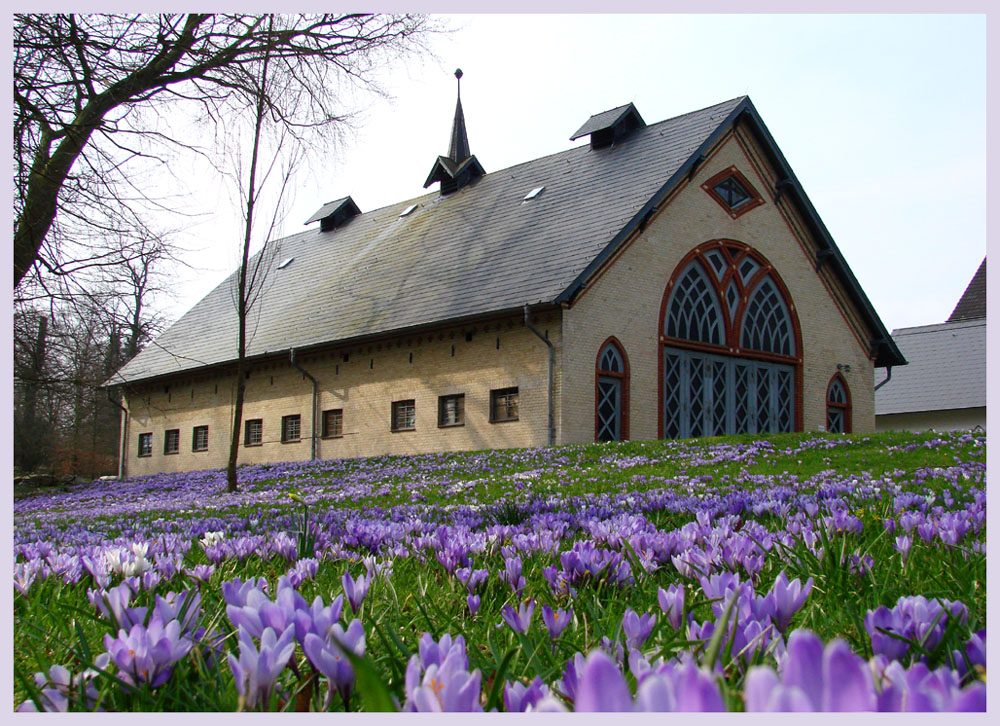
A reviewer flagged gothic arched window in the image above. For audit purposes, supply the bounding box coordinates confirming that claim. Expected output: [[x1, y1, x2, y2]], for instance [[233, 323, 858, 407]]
[[660, 241, 800, 439], [826, 375, 851, 434], [596, 338, 629, 442]]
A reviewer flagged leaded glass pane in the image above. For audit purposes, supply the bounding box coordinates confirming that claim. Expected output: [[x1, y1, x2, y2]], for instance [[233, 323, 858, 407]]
[[705, 249, 726, 279], [827, 408, 844, 434], [777, 370, 793, 432], [711, 360, 728, 435], [713, 177, 750, 208], [689, 356, 705, 438], [828, 379, 846, 404], [739, 258, 759, 285], [733, 362, 751, 434], [741, 277, 794, 355], [663, 353, 682, 439], [726, 280, 740, 324], [666, 263, 723, 345], [597, 377, 620, 442], [599, 344, 623, 374], [756, 367, 772, 433]]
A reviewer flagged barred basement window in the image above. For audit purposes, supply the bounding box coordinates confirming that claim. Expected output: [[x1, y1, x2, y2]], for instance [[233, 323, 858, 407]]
[[244, 419, 263, 446], [322, 409, 343, 438], [438, 394, 465, 427], [192, 425, 209, 452], [138, 432, 152, 457], [282, 414, 301, 443], [392, 400, 416, 431], [164, 429, 180, 455], [490, 387, 519, 422]]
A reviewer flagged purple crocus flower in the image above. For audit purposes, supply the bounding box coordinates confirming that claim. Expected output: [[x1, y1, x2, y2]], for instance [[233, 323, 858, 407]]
[[403, 638, 482, 712], [302, 619, 366, 708], [88, 582, 147, 630], [769, 571, 813, 632], [342, 570, 370, 614], [16, 654, 110, 712], [744, 629, 876, 711], [184, 564, 215, 583], [540, 604, 572, 639], [152, 589, 201, 637], [556, 652, 587, 703], [504, 676, 549, 712], [466, 594, 480, 616], [893, 535, 913, 568], [228, 624, 296, 710], [657, 584, 685, 630], [574, 650, 633, 711], [622, 608, 656, 650], [104, 617, 194, 688], [500, 599, 535, 634], [875, 658, 986, 711]]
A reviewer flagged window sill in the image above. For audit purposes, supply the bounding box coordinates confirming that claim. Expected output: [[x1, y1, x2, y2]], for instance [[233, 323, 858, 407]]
[[438, 422, 465, 429], [192, 448, 208, 453], [244, 442, 262, 448], [138, 454, 152, 458], [321, 434, 343, 440], [281, 439, 301, 444], [490, 418, 520, 424], [164, 451, 179, 456], [391, 427, 415, 433]]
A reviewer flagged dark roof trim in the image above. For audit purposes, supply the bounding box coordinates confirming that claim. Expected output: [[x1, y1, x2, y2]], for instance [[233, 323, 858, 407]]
[[555, 96, 906, 369]]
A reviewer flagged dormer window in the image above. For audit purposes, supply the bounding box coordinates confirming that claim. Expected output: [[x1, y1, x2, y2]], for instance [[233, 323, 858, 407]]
[[702, 166, 764, 219]]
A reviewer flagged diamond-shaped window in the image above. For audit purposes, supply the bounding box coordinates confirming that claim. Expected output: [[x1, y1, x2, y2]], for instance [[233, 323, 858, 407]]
[[712, 177, 751, 208], [701, 167, 764, 219]]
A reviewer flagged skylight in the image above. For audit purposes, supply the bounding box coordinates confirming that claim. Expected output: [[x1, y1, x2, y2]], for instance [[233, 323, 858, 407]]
[[277, 257, 294, 270], [400, 204, 418, 217], [522, 186, 545, 203]]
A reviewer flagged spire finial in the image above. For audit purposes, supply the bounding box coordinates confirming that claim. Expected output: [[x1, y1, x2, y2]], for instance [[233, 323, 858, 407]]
[[455, 68, 463, 98]]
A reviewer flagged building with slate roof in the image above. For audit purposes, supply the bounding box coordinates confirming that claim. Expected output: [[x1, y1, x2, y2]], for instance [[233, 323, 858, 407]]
[[875, 258, 986, 432], [110, 72, 905, 476]]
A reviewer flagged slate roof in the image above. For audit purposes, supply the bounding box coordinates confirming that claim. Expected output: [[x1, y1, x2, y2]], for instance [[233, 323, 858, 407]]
[[947, 257, 986, 322], [113, 95, 904, 385], [875, 319, 986, 415]]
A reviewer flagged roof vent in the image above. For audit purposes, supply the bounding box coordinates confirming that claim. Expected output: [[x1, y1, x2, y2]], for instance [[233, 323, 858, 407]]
[[522, 186, 545, 202], [570, 102, 646, 149], [305, 196, 362, 232], [399, 204, 418, 217], [277, 257, 294, 269]]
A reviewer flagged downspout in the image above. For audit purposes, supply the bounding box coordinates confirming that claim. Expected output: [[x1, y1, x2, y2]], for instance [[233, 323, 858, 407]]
[[524, 304, 555, 447], [107, 387, 128, 479], [874, 366, 893, 392], [290, 349, 318, 460]]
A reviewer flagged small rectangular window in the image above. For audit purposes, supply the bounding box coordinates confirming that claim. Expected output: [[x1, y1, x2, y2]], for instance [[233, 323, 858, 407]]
[[438, 394, 465, 427], [281, 414, 301, 443], [391, 399, 416, 431], [164, 429, 180, 455], [244, 419, 263, 446], [192, 425, 209, 451], [322, 409, 343, 438], [491, 387, 519, 422], [138, 432, 153, 457]]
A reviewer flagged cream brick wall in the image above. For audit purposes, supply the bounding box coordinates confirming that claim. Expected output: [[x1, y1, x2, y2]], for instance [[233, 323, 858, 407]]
[[124, 314, 561, 476], [560, 128, 877, 444]]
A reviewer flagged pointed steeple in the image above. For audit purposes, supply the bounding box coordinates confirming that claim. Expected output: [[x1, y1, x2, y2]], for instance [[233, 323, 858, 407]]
[[424, 69, 485, 194], [448, 69, 471, 162]]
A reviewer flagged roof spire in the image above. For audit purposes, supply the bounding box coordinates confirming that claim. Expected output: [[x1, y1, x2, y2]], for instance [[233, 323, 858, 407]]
[[448, 68, 470, 162], [424, 68, 485, 194]]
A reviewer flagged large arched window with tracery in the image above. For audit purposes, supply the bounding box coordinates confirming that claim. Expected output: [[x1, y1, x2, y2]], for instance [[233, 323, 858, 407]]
[[660, 241, 801, 439], [596, 338, 629, 442]]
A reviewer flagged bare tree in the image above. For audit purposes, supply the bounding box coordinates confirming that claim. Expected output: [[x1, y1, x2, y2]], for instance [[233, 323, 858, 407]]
[[14, 13, 433, 289]]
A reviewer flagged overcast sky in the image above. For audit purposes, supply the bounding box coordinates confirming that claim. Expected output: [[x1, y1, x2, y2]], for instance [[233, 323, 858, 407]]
[[163, 13, 986, 334]]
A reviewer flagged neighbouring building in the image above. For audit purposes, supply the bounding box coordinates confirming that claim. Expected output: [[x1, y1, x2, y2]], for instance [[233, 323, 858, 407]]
[[875, 258, 986, 432], [110, 73, 906, 477]]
